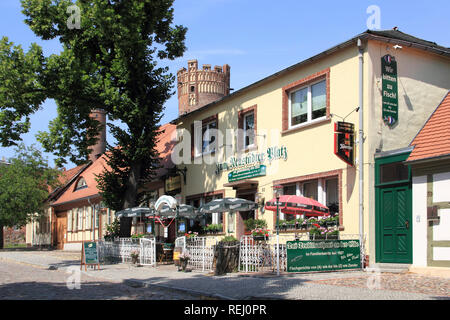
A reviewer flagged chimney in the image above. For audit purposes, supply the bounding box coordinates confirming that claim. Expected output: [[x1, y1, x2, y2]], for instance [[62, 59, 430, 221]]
[[88, 109, 107, 163]]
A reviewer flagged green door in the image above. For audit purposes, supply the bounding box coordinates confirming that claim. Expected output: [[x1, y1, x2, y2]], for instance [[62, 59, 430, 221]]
[[375, 151, 412, 264], [378, 184, 412, 263]]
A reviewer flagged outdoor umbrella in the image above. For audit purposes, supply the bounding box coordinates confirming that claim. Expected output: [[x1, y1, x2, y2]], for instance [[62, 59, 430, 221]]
[[158, 204, 200, 219], [264, 195, 329, 217], [199, 197, 258, 214], [116, 207, 155, 218]]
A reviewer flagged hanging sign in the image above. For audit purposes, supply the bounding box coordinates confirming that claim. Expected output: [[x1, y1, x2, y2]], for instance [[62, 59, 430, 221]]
[[286, 240, 361, 272], [381, 54, 399, 126], [165, 175, 181, 192], [334, 122, 354, 166]]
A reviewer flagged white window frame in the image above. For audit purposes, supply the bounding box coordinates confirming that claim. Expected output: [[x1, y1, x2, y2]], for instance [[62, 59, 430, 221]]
[[194, 120, 218, 157], [288, 79, 327, 129]]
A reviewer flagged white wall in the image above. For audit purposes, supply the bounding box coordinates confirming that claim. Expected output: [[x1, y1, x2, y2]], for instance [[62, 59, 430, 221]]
[[412, 175, 427, 267], [433, 172, 450, 203]]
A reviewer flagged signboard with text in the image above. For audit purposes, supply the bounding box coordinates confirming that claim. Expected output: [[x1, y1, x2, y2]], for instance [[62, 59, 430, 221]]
[[228, 165, 266, 182], [81, 241, 100, 270], [381, 54, 399, 126], [334, 122, 354, 166], [286, 240, 361, 272]]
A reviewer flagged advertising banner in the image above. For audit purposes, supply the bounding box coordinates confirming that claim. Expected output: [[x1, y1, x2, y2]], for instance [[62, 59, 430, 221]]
[[286, 240, 361, 272], [381, 54, 399, 126]]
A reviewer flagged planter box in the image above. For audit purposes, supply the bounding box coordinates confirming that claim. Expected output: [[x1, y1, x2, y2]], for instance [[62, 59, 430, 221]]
[[253, 236, 268, 241], [310, 234, 339, 240]]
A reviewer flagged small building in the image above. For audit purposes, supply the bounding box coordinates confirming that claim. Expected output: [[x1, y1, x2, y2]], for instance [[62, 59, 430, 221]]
[[406, 92, 450, 270], [26, 122, 177, 250]]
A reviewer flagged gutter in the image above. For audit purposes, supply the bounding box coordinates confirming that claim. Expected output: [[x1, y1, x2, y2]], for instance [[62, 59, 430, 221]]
[[357, 38, 365, 263], [51, 194, 101, 208]]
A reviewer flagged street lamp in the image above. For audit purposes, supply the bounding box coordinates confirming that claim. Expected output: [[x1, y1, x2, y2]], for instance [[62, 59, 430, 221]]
[[273, 185, 283, 276], [175, 194, 182, 239]]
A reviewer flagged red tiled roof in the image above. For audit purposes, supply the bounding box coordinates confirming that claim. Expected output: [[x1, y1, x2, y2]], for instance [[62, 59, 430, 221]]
[[407, 92, 450, 162], [52, 123, 176, 206]]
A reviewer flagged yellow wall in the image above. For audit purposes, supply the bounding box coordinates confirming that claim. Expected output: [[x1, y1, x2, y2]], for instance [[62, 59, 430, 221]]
[[175, 38, 450, 254], [178, 45, 362, 240]]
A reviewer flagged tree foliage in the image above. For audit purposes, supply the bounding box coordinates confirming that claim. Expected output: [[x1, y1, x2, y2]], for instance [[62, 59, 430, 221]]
[[0, 1, 187, 214], [0, 144, 61, 228]]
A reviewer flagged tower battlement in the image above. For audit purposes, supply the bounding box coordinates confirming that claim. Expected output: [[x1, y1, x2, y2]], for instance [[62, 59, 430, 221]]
[[177, 59, 230, 116]]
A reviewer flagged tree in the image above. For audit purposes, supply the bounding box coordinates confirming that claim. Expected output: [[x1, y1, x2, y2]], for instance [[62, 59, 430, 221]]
[[0, 1, 187, 236], [0, 145, 61, 248]]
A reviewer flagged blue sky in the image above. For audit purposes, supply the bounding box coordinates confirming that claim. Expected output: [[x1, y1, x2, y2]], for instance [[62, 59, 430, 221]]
[[1, 0, 449, 168]]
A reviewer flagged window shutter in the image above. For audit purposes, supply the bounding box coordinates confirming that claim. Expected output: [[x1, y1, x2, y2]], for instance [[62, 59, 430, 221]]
[[74, 209, 78, 231], [68, 210, 72, 232], [86, 206, 92, 230]]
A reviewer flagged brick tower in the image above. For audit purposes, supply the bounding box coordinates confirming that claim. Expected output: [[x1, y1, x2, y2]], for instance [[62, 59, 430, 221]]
[[88, 109, 107, 163], [177, 60, 230, 116]]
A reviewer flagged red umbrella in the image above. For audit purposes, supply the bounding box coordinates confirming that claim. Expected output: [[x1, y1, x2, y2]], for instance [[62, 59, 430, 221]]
[[264, 195, 329, 217]]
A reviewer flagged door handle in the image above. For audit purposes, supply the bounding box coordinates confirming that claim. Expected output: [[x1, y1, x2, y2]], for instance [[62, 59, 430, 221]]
[[405, 220, 409, 229]]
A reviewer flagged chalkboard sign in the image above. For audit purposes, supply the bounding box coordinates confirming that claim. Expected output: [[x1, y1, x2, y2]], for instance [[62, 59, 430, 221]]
[[81, 241, 100, 270]]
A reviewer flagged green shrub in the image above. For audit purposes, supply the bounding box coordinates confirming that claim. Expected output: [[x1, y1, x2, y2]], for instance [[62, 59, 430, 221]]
[[244, 218, 267, 231], [220, 236, 238, 243]]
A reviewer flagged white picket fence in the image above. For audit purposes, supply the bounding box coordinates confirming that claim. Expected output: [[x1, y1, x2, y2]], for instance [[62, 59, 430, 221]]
[[182, 236, 218, 272], [98, 237, 156, 266]]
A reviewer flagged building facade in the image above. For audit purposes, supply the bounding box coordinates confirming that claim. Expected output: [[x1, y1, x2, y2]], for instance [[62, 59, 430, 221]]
[[172, 29, 450, 267], [407, 92, 450, 269]]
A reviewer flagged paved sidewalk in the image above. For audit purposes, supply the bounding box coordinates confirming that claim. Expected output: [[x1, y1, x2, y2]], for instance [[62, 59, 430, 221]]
[[1, 250, 449, 300]]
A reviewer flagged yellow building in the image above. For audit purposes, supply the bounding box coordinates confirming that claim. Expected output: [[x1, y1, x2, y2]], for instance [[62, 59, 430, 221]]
[[171, 29, 450, 268]]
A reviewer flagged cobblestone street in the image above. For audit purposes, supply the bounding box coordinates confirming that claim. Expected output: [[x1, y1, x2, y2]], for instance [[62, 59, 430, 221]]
[[0, 259, 200, 300], [0, 250, 449, 300]]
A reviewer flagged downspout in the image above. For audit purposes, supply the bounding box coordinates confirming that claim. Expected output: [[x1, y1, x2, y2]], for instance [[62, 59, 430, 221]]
[[357, 38, 365, 266], [87, 197, 95, 242]]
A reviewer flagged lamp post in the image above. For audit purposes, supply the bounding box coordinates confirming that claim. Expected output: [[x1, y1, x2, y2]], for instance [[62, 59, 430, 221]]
[[273, 185, 283, 276], [175, 195, 182, 240]]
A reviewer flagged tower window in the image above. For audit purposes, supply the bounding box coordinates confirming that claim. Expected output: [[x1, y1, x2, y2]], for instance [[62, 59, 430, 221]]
[[190, 86, 195, 93]]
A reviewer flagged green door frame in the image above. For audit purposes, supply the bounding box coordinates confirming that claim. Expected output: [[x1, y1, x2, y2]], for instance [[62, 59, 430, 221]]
[[375, 151, 412, 263]]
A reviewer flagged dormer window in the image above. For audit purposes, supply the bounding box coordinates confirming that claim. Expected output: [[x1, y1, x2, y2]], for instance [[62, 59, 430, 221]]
[[75, 177, 87, 191]]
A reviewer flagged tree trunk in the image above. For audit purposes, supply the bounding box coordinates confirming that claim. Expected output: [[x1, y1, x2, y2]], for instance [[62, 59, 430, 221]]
[[120, 162, 142, 237], [0, 224, 4, 249]]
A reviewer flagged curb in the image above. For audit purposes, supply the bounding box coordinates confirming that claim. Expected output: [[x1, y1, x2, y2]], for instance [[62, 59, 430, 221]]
[[123, 279, 235, 300]]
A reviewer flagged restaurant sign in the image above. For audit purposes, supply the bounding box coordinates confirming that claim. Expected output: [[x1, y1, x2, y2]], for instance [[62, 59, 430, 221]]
[[381, 54, 399, 126], [165, 175, 181, 192], [334, 122, 354, 166], [286, 240, 361, 272], [228, 165, 266, 182], [216, 145, 287, 175]]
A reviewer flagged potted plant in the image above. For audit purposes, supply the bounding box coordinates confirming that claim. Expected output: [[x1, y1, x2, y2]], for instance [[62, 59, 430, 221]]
[[251, 228, 270, 241], [278, 220, 287, 231], [185, 231, 198, 239], [104, 219, 120, 241], [130, 250, 139, 264], [295, 218, 304, 229], [244, 219, 267, 233], [286, 219, 296, 230], [179, 251, 191, 271]]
